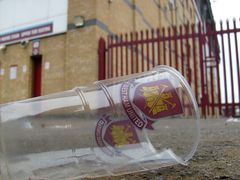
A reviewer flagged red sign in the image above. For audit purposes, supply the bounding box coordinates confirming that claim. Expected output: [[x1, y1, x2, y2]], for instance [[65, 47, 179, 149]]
[[0, 23, 53, 45]]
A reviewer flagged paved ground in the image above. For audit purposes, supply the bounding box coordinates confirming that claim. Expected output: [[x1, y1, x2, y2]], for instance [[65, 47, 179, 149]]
[[90, 118, 240, 180], [1, 117, 240, 179]]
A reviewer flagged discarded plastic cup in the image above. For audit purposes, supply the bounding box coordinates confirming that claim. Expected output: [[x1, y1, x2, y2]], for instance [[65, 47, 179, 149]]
[[0, 65, 200, 179]]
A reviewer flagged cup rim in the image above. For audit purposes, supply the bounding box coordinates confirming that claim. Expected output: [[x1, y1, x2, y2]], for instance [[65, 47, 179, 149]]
[[153, 65, 200, 163]]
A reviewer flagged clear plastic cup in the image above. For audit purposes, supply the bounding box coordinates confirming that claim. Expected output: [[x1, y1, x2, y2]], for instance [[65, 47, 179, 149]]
[[0, 65, 200, 179]]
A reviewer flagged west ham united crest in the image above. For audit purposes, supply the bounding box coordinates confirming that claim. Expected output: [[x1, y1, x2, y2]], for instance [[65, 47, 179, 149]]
[[121, 79, 183, 130], [95, 115, 140, 156]]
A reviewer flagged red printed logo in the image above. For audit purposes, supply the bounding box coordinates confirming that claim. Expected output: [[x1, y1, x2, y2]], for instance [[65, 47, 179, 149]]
[[133, 79, 183, 119], [121, 79, 183, 130], [95, 115, 140, 156]]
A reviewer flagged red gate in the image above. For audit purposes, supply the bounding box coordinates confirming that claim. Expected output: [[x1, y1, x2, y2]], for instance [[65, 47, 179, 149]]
[[98, 20, 240, 117]]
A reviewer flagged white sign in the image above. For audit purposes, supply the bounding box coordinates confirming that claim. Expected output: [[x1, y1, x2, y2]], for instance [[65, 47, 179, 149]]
[[0, 68, 4, 76], [45, 62, 50, 70], [0, 0, 68, 45], [22, 65, 27, 73], [32, 40, 40, 55], [33, 41, 40, 48], [10, 66, 17, 80]]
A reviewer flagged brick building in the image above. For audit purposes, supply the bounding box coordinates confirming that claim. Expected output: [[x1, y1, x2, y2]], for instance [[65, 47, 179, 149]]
[[0, 0, 213, 103]]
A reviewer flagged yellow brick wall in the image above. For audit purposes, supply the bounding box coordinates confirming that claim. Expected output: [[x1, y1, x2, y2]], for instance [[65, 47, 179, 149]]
[[68, 0, 97, 23], [0, 44, 32, 103], [65, 26, 98, 89], [41, 35, 66, 95], [65, 0, 99, 89], [134, 0, 160, 30]]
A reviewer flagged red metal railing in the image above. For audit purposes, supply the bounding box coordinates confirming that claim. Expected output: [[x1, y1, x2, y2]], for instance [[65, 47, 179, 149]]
[[98, 20, 240, 117]]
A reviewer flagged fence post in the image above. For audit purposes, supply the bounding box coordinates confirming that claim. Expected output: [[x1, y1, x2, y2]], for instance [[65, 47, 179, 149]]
[[198, 22, 207, 117], [98, 37, 106, 80]]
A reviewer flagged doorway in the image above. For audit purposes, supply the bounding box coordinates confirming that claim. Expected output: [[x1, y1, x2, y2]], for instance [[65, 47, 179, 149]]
[[31, 55, 42, 97]]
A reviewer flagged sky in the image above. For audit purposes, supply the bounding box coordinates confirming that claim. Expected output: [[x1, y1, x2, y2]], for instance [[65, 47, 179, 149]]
[[210, 0, 240, 21], [210, 0, 240, 103]]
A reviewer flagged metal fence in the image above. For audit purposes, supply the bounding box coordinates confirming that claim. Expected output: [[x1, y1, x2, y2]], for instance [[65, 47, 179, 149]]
[[98, 20, 240, 117]]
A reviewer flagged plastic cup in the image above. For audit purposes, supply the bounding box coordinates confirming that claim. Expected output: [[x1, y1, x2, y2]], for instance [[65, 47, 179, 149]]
[[0, 65, 200, 179]]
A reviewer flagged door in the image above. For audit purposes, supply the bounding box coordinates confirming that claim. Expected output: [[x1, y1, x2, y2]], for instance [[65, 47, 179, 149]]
[[32, 55, 42, 97]]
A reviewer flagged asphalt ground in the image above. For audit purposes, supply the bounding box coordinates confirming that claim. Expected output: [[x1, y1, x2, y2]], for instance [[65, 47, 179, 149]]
[[1, 117, 239, 179], [90, 118, 240, 180]]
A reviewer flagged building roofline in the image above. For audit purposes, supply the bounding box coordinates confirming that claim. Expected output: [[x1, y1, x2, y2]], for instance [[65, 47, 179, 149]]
[[206, 0, 215, 22], [192, 0, 203, 23]]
